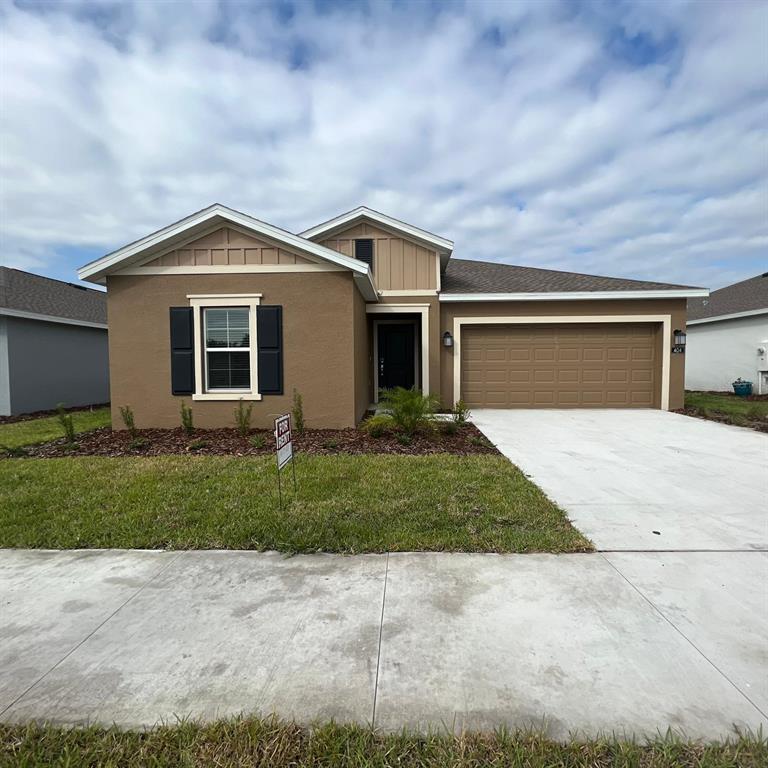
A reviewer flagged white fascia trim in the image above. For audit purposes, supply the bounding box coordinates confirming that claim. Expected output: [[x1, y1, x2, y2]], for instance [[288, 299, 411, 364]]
[[77, 204, 370, 282], [300, 206, 454, 254], [452, 315, 672, 411], [378, 289, 438, 296], [366, 303, 430, 395], [686, 308, 768, 325], [0, 307, 108, 330], [440, 289, 708, 302]]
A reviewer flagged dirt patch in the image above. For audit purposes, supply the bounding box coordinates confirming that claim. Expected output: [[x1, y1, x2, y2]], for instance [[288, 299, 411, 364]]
[[13, 423, 498, 458], [0, 403, 110, 425], [674, 407, 768, 433]]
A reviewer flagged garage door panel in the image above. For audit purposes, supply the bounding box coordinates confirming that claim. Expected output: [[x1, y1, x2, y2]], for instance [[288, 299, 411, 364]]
[[462, 323, 659, 409]]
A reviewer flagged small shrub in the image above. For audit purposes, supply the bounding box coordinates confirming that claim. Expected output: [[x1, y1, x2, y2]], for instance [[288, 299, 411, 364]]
[[360, 413, 395, 438], [379, 387, 439, 436], [127, 437, 149, 451], [250, 433, 267, 449], [292, 389, 305, 434], [56, 403, 75, 443], [234, 399, 253, 437], [396, 433, 412, 446], [441, 419, 460, 436], [1, 445, 28, 457], [180, 401, 194, 435], [452, 399, 471, 424], [323, 438, 339, 450], [469, 435, 491, 448], [119, 405, 137, 437], [187, 438, 208, 451]]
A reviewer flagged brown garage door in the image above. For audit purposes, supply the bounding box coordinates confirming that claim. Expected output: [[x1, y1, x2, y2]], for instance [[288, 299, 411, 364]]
[[461, 323, 660, 408]]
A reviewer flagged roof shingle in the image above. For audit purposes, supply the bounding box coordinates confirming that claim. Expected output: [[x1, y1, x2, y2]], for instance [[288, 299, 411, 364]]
[[442, 258, 699, 294], [0, 268, 107, 325], [687, 272, 768, 321]]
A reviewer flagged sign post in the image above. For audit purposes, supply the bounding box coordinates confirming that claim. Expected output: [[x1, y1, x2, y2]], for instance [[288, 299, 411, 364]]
[[274, 414, 296, 509]]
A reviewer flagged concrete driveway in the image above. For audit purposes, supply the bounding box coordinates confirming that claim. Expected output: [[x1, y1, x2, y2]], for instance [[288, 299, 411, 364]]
[[471, 409, 768, 551], [1, 549, 766, 738]]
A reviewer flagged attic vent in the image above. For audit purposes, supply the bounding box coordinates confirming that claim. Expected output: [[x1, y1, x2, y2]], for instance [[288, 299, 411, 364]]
[[355, 239, 374, 270]]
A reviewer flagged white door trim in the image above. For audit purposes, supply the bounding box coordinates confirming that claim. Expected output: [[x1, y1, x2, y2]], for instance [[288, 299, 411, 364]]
[[366, 303, 430, 396], [452, 314, 672, 410]]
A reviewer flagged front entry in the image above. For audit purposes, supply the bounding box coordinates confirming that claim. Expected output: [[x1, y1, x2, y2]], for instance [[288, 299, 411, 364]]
[[378, 323, 416, 392]]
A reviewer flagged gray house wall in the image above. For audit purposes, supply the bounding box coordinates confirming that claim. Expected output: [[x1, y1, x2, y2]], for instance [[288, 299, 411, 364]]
[[3, 317, 109, 415]]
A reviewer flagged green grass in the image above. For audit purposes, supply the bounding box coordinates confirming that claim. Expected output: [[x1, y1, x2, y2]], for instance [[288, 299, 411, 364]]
[[1, 717, 764, 767], [0, 454, 589, 553], [0, 407, 111, 450], [685, 391, 767, 426]]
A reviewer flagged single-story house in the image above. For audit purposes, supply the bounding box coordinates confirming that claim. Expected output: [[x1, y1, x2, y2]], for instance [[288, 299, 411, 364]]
[[77, 204, 707, 429], [0, 267, 109, 416], [686, 272, 768, 394]]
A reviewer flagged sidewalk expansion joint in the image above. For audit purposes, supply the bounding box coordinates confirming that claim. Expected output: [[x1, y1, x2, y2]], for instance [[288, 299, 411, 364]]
[[371, 552, 390, 727]]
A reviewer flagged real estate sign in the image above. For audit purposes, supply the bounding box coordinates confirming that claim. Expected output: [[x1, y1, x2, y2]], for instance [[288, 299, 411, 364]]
[[274, 414, 293, 470]]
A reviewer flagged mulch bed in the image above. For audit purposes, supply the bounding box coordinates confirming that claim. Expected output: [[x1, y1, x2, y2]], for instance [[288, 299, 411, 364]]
[[0, 403, 109, 425], [13, 423, 499, 458]]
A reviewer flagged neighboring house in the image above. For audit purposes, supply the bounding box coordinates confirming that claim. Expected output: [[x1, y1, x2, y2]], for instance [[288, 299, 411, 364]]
[[0, 268, 109, 416], [77, 204, 707, 429], [686, 273, 768, 394]]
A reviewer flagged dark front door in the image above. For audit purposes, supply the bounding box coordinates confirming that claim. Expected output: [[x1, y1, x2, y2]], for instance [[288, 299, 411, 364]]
[[378, 323, 415, 391]]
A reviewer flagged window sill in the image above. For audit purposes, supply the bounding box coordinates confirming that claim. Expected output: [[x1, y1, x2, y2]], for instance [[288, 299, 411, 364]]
[[192, 393, 263, 401]]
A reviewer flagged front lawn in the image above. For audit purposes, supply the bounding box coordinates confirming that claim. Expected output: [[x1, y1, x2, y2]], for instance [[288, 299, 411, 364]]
[[0, 406, 111, 450], [0, 454, 590, 553], [2, 717, 764, 768], [682, 391, 768, 431]]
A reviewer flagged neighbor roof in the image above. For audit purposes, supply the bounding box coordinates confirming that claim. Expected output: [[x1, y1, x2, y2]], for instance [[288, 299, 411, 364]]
[[687, 272, 768, 323], [440, 259, 706, 300], [0, 267, 107, 326]]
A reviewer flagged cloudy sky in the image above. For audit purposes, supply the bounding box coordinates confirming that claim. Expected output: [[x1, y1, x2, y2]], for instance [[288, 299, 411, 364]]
[[1, 0, 766, 289]]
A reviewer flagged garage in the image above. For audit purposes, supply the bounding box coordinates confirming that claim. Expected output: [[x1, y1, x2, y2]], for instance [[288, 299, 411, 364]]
[[461, 323, 661, 408]]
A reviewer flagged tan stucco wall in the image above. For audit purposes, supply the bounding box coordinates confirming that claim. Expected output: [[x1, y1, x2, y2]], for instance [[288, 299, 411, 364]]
[[144, 226, 315, 267], [318, 222, 438, 291], [353, 288, 371, 420], [106, 271, 359, 430], [439, 298, 688, 410]]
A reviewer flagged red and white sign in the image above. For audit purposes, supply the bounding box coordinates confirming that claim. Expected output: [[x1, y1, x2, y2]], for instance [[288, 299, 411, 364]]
[[274, 414, 293, 470]]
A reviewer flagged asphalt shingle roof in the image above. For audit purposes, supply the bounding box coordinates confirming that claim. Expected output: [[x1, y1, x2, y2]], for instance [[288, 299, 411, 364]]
[[687, 272, 768, 321], [0, 267, 107, 324], [442, 258, 699, 294]]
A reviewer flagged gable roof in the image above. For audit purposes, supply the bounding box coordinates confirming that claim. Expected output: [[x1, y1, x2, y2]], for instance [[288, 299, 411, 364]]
[[439, 259, 708, 301], [300, 206, 454, 266], [687, 272, 768, 324], [77, 203, 378, 300], [0, 267, 107, 327]]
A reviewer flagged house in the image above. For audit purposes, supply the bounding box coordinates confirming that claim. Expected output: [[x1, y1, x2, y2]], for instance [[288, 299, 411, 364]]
[[77, 204, 707, 429], [0, 267, 109, 416], [686, 273, 768, 394]]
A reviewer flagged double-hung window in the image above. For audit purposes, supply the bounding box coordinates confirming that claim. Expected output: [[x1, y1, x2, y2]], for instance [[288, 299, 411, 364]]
[[187, 294, 262, 401]]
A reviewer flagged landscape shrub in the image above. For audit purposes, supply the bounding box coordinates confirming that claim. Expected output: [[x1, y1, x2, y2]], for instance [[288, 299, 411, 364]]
[[452, 399, 471, 424], [441, 419, 460, 436], [119, 405, 137, 437], [292, 389, 305, 434], [56, 403, 75, 444], [359, 413, 395, 438], [250, 434, 266, 449], [379, 387, 439, 435], [234, 399, 253, 437], [180, 401, 194, 435]]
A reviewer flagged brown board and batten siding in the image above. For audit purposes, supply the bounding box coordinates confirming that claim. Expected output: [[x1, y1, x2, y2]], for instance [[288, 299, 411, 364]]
[[318, 222, 438, 291], [143, 227, 315, 267], [439, 298, 688, 411]]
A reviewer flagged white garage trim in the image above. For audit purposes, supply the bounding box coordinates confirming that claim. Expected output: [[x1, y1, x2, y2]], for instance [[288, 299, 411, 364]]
[[452, 315, 672, 410], [367, 303, 430, 396]]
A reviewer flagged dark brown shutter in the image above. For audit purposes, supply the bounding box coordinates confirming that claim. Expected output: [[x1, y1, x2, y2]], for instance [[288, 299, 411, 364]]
[[257, 305, 283, 395], [355, 239, 374, 269], [169, 307, 195, 395]]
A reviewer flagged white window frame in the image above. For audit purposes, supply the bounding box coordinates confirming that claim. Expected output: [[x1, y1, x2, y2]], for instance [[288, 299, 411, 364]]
[[187, 294, 263, 401]]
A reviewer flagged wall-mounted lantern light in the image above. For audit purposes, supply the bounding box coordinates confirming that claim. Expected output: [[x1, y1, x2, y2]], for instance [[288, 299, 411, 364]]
[[672, 329, 687, 354], [442, 331, 454, 348]]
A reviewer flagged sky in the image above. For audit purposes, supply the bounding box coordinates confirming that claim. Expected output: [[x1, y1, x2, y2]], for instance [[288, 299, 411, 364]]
[[0, 0, 766, 290]]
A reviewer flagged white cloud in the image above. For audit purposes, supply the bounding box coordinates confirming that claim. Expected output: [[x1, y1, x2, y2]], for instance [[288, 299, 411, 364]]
[[0, 0, 765, 288]]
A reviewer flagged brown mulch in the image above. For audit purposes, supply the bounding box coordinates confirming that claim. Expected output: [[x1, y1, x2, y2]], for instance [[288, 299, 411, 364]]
[[674, 407, 768, 433], [15, 423, 499, 458], [0, 403, 110, 425]]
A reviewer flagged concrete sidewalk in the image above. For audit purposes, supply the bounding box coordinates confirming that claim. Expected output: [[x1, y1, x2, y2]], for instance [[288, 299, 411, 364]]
[[1, 549, 765, 738]]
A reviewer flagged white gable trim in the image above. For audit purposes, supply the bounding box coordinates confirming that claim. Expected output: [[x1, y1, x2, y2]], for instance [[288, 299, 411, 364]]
[[77, 204, 373, 283], [687, 308, 768, 325], [0, 307, 108, 330], [300, 206, 454, 256], [440, 289, 708, 302]]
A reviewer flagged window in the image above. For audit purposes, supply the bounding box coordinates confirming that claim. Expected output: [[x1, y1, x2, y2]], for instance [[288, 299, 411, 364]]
[[204, 307, 250, 391], [187, 293, 262, 401], [355, 239, 374, 270]]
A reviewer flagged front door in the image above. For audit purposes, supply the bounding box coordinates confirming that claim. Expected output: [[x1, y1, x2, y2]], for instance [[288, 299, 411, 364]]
[[378, 323, 416, 392]]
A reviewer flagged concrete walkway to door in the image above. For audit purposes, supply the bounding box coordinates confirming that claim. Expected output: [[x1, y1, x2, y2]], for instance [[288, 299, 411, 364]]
[[472, 409, 768, 551]]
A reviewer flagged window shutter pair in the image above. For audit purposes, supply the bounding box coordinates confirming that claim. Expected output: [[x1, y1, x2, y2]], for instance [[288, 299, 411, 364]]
[[169, 306, 283, 395]]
